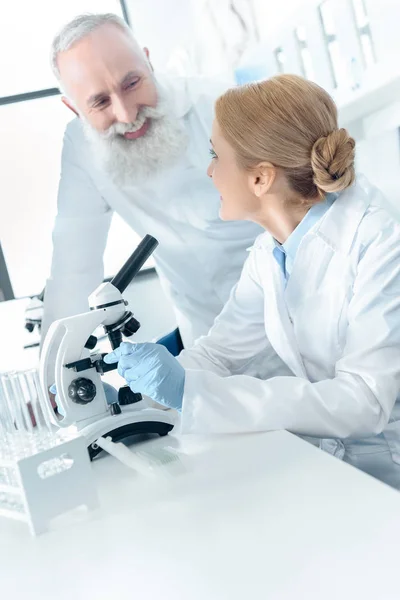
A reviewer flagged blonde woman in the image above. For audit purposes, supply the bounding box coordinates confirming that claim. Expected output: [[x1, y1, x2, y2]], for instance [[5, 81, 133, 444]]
[[105, 75, 400, 488]]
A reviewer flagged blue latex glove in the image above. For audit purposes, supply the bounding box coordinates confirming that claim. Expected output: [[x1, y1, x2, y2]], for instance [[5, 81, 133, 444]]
[[104, 342, 184, 411], [50, 381, 118, 415]]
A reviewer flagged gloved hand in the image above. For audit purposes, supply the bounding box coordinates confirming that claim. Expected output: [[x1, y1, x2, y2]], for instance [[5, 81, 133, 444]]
[[50, 381, 118, 416], [104, 342, 185, 411]]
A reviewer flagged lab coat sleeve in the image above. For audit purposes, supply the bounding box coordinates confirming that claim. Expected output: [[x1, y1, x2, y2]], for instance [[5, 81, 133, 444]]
[[181, 223, 400, 438], [41, 122, 112, 342], [178, 248, 282, 378]]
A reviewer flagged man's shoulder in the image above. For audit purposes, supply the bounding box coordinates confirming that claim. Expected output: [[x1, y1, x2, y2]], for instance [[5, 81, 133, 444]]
[[62, 117, 94, 169], [184, 75, 234, 103], [63, 116, 86, 147], [163, 75, 234, 119]]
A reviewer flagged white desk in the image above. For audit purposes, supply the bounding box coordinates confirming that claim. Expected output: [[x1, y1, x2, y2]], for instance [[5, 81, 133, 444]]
[[1, 430, 400, 600]]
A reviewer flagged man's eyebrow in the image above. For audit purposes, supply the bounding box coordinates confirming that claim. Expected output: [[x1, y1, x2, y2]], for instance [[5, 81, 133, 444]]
[[87, 92, 108, 106], [120, 71, 140, 86], [87, 72, 141, 105]]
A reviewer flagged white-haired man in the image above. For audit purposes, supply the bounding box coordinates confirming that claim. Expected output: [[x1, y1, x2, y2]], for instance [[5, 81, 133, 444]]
[[43, 13, 262, 350]]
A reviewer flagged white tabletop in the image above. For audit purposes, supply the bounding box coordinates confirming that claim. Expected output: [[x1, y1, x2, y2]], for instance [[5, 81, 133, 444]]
[[1, 430, 400, 600]]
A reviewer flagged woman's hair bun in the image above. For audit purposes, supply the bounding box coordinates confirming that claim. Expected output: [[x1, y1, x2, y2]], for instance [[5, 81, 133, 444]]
[[311, 128, 355, 193]]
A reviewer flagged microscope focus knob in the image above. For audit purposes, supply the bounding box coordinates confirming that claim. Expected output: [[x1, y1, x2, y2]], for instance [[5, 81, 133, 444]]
[[68, 377, 97, 404]]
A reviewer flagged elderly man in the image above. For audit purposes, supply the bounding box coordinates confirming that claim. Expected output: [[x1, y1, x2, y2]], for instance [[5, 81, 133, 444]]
[[42, 13, 261, 350]]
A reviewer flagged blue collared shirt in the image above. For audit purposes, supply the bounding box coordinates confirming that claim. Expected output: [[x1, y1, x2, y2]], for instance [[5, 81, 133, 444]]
[[272, 195, 336, 283]]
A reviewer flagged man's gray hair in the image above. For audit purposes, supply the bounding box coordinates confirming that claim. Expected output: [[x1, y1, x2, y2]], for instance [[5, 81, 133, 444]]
[[51, 13, 132, 82]]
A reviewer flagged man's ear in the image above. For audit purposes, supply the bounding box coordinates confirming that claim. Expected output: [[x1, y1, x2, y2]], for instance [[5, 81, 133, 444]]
[[249, 162, 276, 197], [143, 47, 154, 71], [61, 96, 79, 117]]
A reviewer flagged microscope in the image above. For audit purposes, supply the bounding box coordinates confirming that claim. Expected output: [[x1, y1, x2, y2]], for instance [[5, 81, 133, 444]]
[[39, 235, 176, 458]]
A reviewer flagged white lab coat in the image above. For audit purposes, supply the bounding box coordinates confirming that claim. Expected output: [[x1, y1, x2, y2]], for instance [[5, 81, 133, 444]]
[[42, 77, 262, 346], [179, 177, 400, 488]]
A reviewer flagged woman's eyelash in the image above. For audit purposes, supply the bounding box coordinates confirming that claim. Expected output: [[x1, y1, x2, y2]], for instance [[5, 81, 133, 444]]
[[209, 148, 217, 159]]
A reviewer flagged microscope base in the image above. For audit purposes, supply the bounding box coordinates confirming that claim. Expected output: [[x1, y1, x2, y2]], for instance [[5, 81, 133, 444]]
[[76, 406, 177, 459]]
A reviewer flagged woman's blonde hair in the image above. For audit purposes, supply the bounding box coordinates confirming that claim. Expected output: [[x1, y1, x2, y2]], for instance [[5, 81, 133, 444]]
[[215, 74, 355, 201]]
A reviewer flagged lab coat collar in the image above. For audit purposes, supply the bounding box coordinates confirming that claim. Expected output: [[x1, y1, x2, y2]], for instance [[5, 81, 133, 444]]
[[280, 194, 336, 278], [312, 179, 370, 254], [253, 178, 371, 256], [269, 260, 308, 378], [157, 75, 193, 120]]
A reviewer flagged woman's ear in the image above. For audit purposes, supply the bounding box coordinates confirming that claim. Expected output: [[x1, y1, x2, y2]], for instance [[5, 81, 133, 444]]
[[249, 163, 276, 197]]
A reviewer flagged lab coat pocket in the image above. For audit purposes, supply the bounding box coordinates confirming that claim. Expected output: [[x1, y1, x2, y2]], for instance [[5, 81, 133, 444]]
[[291, 285, 348, 370], [382, 421, 400, 465]]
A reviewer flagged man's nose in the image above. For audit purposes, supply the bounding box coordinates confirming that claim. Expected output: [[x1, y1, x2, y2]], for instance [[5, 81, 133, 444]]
[[112, 96, 138, 124]]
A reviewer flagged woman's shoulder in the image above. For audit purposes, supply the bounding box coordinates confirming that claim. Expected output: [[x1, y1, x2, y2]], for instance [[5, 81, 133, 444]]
[[355, 204, 400, 267], [358, 186, 400, 245], [336, 175, 400, 256]]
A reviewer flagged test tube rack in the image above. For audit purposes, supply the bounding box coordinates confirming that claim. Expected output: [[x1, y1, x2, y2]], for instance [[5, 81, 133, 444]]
[[0, 370, 99, 536]]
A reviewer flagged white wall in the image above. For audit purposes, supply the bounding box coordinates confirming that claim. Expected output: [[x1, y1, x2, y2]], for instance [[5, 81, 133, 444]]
[[252, 0, 309, 35], [0, 96, 69, 298], [125, 0, 196, 73], [366, 0, 400, 59]]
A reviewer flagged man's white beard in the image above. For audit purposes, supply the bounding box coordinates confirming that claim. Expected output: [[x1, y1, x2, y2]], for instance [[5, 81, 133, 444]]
[[81, 87, 188, 187]]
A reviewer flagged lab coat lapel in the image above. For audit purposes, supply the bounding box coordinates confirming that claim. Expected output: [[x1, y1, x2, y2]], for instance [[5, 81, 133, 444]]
[[262, 180, 371, 379], [264, 249, 308, 378]]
